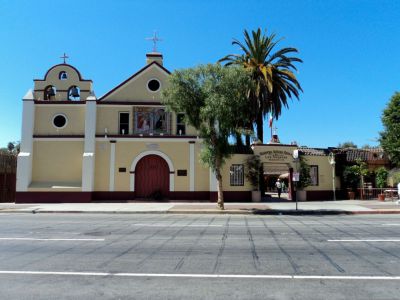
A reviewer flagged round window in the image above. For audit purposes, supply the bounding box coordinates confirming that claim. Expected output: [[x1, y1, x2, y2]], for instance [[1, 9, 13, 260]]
[[53, 114, 67, 128], [147, 79, 161, 92]]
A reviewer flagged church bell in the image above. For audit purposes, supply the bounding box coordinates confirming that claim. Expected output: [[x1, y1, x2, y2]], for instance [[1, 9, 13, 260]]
[[47, 88, 56, 96], [70, 86, 80, 98]]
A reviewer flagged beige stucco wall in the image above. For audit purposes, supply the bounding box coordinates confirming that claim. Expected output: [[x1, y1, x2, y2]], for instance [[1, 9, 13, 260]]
[[94, 142, 110, 191], [96, 106, 129, 135], [194, 143, 210, 191], [303, 155, 335, 191], [34, 65, 92, 101], [96, 105, 198, 137], [34, 106, 85, 135], [31, 141, 83, 184], [222, 154, 253, 191], [92, 140, 210, 192], [101, 65, 168, 102]]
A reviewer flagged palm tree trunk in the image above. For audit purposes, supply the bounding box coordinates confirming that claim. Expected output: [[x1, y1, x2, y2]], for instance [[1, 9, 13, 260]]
[[245, 122, 253, 146], [256, 111, 264, 143], [235, 133, 244, 147]]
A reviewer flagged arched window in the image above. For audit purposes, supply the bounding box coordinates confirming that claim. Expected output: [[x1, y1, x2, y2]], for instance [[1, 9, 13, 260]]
[[59, 71, 68, 80], [68, 85, 80, 101], [44, 85, 56, 100]]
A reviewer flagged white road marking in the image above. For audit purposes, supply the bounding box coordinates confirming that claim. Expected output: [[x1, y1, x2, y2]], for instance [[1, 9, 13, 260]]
[[328, 239, 400, 242], [132, 224, 223, 227], [0, 270, 399, 280], [0, 238, 104, 242], [131, 224, 270, 228], [382, 224, 400, 226]]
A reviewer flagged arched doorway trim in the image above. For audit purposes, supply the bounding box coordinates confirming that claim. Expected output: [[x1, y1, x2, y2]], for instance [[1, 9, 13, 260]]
[[130, 150, 175, 192]]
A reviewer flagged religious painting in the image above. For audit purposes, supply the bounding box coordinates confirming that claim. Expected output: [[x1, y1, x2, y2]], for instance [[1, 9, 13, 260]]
[[135, 111, 152, 133], [153, 109, 167, 133], [134, 107, 170, 134]]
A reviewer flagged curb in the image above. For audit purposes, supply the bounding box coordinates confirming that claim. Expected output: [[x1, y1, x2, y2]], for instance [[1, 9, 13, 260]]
[[1, 209, 400, 215]]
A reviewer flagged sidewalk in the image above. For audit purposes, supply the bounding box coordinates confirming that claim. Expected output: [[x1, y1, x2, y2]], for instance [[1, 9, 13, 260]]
[[1, 200, 400, 215]]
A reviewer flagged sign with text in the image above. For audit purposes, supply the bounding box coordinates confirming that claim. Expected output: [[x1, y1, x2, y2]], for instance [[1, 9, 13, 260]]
[[292, 172, 300, 182], [260, 150, 293, 162]]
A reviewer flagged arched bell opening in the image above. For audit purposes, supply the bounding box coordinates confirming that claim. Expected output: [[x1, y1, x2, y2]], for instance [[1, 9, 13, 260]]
[[59, 71, 68, 80], [44, 85, 56, 100], [68, 85, 80, 101]]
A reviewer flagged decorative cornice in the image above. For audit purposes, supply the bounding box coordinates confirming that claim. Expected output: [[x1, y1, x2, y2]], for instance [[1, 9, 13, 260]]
[[34, 100, 87, 104], [97, 101, 162, 106], [34, 63, 92, 82]]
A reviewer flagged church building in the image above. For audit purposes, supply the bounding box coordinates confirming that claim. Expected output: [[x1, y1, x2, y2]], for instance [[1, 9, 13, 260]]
[[16, 51, 338, 203]]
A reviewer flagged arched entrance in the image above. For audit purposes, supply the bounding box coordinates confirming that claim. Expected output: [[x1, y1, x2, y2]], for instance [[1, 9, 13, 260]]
[[263, 163, 293, 201], [135, 155, 169, 198]]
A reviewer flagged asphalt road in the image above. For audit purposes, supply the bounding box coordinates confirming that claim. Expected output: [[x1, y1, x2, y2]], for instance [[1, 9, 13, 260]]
[[0, 213, 400, 299]]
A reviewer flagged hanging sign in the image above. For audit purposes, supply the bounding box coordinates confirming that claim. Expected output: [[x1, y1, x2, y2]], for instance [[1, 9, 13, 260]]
[[292, 172, 300, 182]]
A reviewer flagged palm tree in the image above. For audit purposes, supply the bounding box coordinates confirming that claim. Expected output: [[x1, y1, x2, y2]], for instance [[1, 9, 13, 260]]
[[219, 28, 303, 143]]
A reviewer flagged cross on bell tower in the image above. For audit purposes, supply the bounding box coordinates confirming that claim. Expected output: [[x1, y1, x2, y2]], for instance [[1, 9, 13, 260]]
[[60, 53, 69, 64], [145, 31, 162, 52]]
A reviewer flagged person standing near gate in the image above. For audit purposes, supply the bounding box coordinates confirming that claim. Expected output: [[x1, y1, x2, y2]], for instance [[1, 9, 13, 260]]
[[275, 179, 282, 199]]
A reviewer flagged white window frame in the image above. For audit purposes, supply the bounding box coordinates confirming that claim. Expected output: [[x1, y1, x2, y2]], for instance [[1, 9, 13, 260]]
[[310, 165, 319, 186], [119, 112, 130, 135], [230, 164, 244, 186]]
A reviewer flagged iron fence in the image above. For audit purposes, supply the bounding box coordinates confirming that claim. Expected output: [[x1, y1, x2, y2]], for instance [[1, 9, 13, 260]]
[[355, 188, 399, 201], [0, 154, 17, 202]]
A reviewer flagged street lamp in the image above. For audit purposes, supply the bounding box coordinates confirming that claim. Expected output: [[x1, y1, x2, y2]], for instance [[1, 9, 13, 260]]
[[328, 153, 336, 201]]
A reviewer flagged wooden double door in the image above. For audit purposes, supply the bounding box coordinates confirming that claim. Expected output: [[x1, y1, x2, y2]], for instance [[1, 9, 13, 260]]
[[135, 155, 169, 199]]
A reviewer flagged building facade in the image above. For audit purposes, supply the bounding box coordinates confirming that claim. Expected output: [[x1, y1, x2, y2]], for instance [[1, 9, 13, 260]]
[[16, 52, 338, 203]]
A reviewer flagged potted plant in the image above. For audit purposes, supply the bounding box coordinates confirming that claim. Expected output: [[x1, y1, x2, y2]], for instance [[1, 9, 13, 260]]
[[296, 157, 311, 201], [245, 155, 262, 202], [375, 167, 388, 201]]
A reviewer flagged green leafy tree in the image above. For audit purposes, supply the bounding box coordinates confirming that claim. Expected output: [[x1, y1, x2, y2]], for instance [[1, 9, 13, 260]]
[[375, 167, 388, 190], [380, 92, 400, 166], [219, 28, 302, 143], [342, 159, 369, 191], [338, 141, 358, 148], [0, 141, 20, 156], [245, 155, 261, 190], [162, 64, 252, 209], [297, 157, 311, 190]]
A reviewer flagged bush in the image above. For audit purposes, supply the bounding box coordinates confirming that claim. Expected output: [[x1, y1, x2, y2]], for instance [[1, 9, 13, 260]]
[[297, 157, 311, 190], [375, 167, 388, 189], [245, 155, 261, 190], [343, 165, 361, 190]]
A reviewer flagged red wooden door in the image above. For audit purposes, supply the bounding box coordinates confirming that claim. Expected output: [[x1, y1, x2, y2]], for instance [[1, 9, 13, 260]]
[[135, 155, 169, 198]]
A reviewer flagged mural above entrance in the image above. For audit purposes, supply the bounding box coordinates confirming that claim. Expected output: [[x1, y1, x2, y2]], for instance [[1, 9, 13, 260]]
[[134, 107, 170, 134]]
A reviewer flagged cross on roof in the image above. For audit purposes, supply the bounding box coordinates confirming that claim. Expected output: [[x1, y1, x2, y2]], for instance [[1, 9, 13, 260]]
[[145, 31, 162, 52], [60, 53, 69, 64], [273, 126, 278, 135]]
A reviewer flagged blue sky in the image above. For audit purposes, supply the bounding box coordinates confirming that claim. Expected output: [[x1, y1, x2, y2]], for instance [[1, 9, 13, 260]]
[[0, 0, 399, 148]]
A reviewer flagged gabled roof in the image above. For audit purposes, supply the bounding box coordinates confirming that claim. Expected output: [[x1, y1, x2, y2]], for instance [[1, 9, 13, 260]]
[[336, 148, 389, 162], [298, 147, 329, 156], [98, 61, 171, 101]]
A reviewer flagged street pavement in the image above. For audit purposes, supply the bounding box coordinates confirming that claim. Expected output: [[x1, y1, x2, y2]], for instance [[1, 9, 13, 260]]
[[1, 199, 400, 214], [0, 213, 400, 299]]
